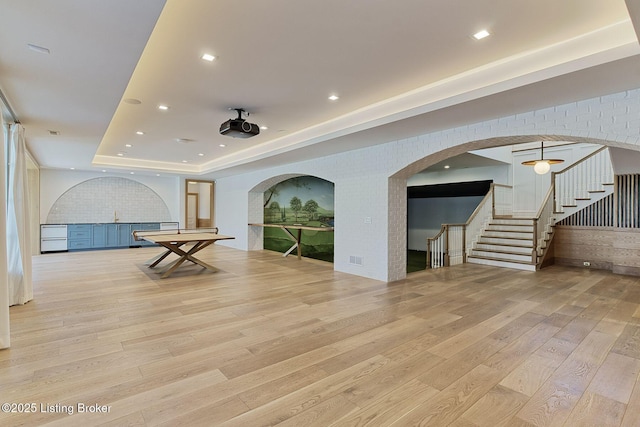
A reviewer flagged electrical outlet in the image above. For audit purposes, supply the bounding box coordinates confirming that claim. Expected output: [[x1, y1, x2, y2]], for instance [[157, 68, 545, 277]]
[[583, 261, 591, 267]]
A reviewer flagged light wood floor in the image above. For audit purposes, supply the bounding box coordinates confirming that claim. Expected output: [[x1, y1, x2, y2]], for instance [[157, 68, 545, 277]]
[[2, 245, 640, 426]]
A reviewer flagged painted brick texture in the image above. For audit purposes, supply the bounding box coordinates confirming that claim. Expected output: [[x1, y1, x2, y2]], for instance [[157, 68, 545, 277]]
[[215, 88, 640, 282]]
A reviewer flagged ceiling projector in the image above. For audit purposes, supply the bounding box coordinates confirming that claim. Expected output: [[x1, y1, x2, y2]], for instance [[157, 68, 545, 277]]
[[219, 108, 260, 138]]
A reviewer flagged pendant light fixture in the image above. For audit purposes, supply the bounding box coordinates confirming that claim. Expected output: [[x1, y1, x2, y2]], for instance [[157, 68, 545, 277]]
[[521, 141, 564, 174]]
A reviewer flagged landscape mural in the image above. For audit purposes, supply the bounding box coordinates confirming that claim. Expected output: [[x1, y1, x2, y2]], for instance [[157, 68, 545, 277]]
[[263, 176, 334, 262]]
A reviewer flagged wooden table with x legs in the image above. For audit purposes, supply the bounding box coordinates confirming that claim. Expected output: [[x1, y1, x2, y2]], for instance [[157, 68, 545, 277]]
[[134, 230, 235, 278]]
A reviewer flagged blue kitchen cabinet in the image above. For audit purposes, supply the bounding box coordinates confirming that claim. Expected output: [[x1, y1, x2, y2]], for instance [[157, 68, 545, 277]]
[[59, 223, 163, 251], [106, 223, 132, 247], [92, 224, 107, 248], [68, 224, 92, 250]]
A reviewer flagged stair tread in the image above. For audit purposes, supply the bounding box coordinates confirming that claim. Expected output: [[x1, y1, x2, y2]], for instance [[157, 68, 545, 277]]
[[488, 223, 533, 227], [467, 255, 535, 265], [489, 219, 533, 221], [485, 231, 533, 235], [481, 234, 532, 239]]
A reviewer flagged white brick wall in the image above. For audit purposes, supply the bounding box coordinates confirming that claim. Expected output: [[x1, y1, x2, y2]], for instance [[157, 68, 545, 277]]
[[215, 88, 640, 282], [45, 177, 172, 224]]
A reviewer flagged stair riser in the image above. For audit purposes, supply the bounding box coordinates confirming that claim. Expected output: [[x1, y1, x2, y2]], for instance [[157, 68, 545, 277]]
[[486, 225, 534, 232], [475, 244, 532, 255], [467, 257, 537, 271], [491, 219, 534, 225], [484, 231, 533, 239], [470, 250, 532, 262], [478, 237, 532, 246]]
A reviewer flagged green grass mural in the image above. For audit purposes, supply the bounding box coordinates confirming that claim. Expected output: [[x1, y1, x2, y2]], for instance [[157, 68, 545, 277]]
[[263, 176, 334, 262]]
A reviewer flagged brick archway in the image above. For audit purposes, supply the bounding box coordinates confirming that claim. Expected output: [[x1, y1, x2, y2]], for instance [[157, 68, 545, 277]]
[[387, 134, 640, 281]]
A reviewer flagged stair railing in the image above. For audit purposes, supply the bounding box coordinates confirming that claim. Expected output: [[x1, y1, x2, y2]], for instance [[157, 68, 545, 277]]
[[426, 226, 447, 268], [466, 184, 497, 256], [492, 184, 513, 217], [552, 147, 612, 213], [426, 224, 466, 268], [533, 183, 556, 264], [426, 184, 497, 269]]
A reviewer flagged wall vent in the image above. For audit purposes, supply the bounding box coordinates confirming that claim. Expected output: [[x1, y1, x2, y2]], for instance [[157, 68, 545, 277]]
[[349, 256, 363, 266]]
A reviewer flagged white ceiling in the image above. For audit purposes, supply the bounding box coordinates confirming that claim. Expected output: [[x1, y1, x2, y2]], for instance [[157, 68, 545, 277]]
[[1, 0, 640, 179]]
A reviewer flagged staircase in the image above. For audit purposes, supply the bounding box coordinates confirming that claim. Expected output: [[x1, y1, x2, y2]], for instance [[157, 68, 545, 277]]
[[425, 146, 614, 272], [467, 218, 538, 271], [467, 147, 612, 272]]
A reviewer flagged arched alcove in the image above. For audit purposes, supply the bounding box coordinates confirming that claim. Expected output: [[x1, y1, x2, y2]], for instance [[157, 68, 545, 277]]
[[46, 177, 171, 224], [247, 174, 335, 260]]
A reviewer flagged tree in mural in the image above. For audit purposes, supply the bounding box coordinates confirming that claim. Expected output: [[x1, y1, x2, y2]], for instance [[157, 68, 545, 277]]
[[290, 196, 302, 221], [264, 178, 311, 207], [268, 201, 281, 222], [303, 199, 319, 220], [264, 184, 280, 208]]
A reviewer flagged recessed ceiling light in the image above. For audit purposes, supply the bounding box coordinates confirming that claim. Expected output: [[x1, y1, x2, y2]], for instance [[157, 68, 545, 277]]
[[70, 167, 75, 170], [198, 153, 204, 157], [101, 170, 107, 173], [219, 144, 226, 148], [260, 126, 269, 130], [130, 172, 135, 175], [201, 53, 215, 62], [158, 105, 169, 110], [328, 95, 339, 101], [156, 174, 160, 177], [117, 153, 124, 157], [125, 144, 132, 148], [123, 98, 142, 105], [444, 165, 450, 169], [136, 131, 144, 135], [27, 43, 50, 54], [182, 160, 188, 163], [473, 29, 490, 40]]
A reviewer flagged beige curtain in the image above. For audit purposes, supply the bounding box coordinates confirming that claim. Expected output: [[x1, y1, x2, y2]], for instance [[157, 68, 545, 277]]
[[6, 123, 32, 306], [0, 116, 10, 349]]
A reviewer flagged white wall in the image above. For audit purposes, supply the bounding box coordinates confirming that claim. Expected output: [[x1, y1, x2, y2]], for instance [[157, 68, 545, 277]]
[[213, 157, 393, 281], [511, 143, 600, 216], [407, 196, 484, 250], [39, 169, 181, 224], [610, 147, 640, 174]]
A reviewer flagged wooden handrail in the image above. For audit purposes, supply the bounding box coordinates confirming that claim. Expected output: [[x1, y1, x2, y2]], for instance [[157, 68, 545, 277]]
[[555, 146, 607, 175], [535, 183, 555, 220], [466, 184, 495, 225], [427, 225, 447, 243]]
